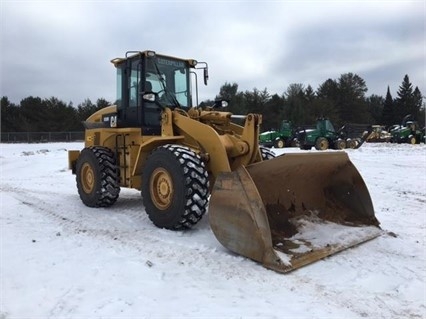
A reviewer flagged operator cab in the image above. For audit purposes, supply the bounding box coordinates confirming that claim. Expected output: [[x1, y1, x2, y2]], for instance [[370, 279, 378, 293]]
[[111, 50, 206, 135]]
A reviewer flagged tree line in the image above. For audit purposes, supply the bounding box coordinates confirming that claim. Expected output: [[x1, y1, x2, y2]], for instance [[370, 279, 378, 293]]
[[205, 73, 424, 131], [1, 73, 424, 133], [1, 97, 109, 132]]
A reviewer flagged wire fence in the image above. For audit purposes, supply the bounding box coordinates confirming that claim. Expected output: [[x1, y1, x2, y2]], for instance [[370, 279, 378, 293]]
[[1, 131, 84, 143]]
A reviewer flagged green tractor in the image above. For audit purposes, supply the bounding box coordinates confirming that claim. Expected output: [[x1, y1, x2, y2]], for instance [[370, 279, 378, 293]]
[[297, 118, 345, 150], [390, 115, 424, 144], [259, 120, 298, 148], [297, 118, 370, 151]]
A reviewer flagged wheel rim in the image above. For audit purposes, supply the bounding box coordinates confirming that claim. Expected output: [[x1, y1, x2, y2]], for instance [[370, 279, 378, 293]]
[[410, 137, 416, 144], [320, 140, 328, 150], [277, 140, 284, 148], [81, 162, 95, 194], [150, 168, 173, 210]]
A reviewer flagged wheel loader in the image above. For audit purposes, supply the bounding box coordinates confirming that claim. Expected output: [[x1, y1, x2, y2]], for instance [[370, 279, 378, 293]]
[[68, 50, 381, 273]]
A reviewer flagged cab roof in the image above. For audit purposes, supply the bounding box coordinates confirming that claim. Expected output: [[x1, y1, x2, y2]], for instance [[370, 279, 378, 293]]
[[110, 50, 198, 68]]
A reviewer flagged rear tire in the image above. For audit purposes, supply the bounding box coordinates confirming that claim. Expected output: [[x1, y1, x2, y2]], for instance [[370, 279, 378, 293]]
[[346, 138, 358, 149], [315, 137, 329, 150], [76, 146, 120, 207], [142, 144, 210, 230], [274, 138, 285, 148], [334, 139, 346, 150]]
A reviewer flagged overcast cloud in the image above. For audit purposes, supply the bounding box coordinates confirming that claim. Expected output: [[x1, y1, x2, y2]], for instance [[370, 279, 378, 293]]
[[1, 0, 424, 106]]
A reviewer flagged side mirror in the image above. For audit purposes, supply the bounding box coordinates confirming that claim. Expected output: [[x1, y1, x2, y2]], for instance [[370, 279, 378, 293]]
[[203, 67, 209, 85], [213, 100, 228, 108]]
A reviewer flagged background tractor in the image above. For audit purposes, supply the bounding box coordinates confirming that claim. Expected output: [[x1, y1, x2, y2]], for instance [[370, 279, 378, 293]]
[[390, 115, 424, 144], [259, 120, 298, 148], [365, 125, 392, 143], [297, 118, 371, 150], [297, 118, 346, 150], [68, 50, 381, 273]]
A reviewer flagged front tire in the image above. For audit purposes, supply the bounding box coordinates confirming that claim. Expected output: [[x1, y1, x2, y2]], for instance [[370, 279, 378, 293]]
[[315, 137, 329, 150], [142, 144, 210, 230], [76, 146, 120, 207]]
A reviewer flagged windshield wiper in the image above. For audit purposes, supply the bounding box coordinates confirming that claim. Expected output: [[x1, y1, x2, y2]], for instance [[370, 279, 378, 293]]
[[153, 61, 181, 110]]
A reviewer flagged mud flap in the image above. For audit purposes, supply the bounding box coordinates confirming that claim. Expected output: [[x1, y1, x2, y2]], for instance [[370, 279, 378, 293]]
[[209, 152, 382, 273]]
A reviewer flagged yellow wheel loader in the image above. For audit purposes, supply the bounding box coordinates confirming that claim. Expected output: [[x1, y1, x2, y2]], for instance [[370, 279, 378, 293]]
[[68, 50, 381, 273]]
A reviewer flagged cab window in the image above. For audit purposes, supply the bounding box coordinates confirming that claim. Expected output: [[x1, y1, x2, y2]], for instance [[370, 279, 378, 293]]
[[129, 60, 141, 108]]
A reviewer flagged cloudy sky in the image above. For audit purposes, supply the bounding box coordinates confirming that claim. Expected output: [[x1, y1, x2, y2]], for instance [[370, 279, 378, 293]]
[[1, 0, 424, 106]]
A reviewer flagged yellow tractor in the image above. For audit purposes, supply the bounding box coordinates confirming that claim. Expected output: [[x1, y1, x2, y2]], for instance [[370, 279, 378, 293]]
[[68, 50, 381, 273]]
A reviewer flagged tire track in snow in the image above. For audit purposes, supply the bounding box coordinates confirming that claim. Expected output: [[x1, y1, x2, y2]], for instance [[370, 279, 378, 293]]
[[1, 183, 270, 282], [3, 144, 425, 318]]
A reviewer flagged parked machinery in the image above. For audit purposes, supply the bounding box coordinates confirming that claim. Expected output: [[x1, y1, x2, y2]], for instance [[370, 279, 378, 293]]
[[259, 120, 298, 148], [390, 115, 424, 144], [365, 125, 392, 143], [297, 118, 371, 150]]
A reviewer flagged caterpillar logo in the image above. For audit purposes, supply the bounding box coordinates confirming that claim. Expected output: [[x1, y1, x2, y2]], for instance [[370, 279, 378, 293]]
[[102, 114, 117, 128]]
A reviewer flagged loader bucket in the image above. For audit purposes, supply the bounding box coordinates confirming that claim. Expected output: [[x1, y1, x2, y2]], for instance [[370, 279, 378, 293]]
[[209, 152, 381, 273]]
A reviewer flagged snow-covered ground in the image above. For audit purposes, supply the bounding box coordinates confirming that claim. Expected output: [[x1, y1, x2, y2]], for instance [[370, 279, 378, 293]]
[[1, 142, 425, 319]]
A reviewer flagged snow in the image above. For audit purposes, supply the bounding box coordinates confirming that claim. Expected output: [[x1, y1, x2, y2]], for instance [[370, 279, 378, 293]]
[[287, 217, 381, 250], [1, 142, 425, 318]]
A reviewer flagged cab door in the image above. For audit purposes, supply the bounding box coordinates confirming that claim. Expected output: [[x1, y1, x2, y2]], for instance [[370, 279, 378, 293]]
[[116, 58, 142, 127]]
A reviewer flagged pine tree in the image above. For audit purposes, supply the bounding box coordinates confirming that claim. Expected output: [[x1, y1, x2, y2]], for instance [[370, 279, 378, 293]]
[[316, 79, 338, 100], [382, 86, 394, 127], [367, 94, 384, 124], [336, 73, 369, 124], [283, 84, 307, 125], [412, 87, 423, 120], [19, 96, 46, 132], [304, 85, 315, 102], [316, 79, 339, 123], [394, 74, 414, 121], [1, 96, 21, 132], [77, 99, 97, 122], [262, 93, 285, 131]]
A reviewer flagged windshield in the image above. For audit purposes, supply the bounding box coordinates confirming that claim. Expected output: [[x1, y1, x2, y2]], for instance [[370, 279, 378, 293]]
[[146, 56, 192, 109], [325, 121, 335, 132]]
